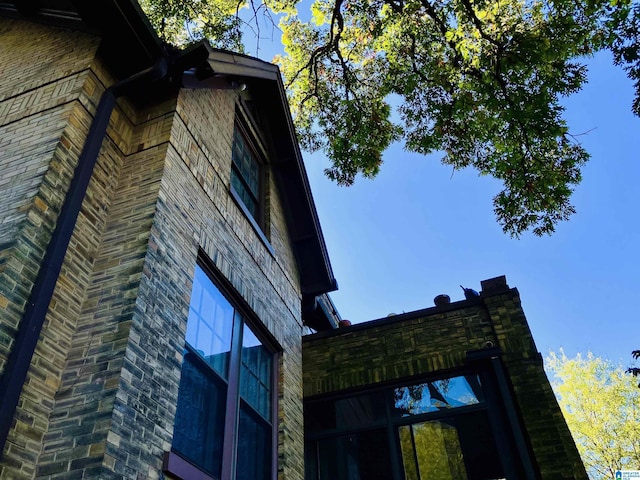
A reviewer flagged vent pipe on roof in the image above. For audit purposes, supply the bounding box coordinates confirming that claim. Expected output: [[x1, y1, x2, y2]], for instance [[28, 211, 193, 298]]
[[434, 294, 451, 306]]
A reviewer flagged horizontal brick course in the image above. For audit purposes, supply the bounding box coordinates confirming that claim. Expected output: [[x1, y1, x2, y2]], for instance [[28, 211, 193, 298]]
[[3, 14, 311, 480], [303, 288, 587, 479]]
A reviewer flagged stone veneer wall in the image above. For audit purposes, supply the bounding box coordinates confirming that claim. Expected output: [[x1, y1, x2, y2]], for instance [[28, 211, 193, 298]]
[[0, 17, 100, 380], [122, 86, 306, 480], [302, 278, 587, 479], [1, 17, 306, 480], [34, 99, 177, 479], [0, 18, 114, 477], [483, 288, 587, 479]]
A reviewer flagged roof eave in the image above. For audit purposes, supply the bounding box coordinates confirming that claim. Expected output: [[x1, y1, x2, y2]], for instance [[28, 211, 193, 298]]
[[195, 45, 338, 299], [0, 0, 165, 78], [0, 1, 339, 319]]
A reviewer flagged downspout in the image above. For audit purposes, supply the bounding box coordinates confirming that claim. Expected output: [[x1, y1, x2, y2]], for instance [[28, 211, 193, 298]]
[[490, 354, 540, 479], [467, 347, 540, 479], [0, 57, 168, 459]]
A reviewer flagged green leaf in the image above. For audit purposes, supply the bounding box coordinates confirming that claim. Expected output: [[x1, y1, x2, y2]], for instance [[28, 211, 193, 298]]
[[139, 0, 639, 237]]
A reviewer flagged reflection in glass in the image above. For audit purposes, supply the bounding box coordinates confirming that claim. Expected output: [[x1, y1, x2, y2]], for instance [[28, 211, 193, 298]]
[[240, 322, 272, 419], [316, 430, 393, 480], [334, 392, 386, 429], [186, 265, 233, 378], [237, 323, 273, 479], [175, 264, 276, 480], [237, 404, 271, 480], [232, 127, 260, 218], [456, 411, 506, 480], [399, 420, 467, 480], [393, 376, 481, 415], [172, 352, 226, 477], [305, 374, 507, 480]]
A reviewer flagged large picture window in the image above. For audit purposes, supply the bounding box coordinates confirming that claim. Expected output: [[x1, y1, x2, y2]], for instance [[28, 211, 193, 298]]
[[169, 264, 276, 480], [305, 373, 510, 480]]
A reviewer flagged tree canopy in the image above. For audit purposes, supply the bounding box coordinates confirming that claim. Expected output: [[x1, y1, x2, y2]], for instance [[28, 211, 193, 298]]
[[546, 350, 640, 479], [139, 0, 640, 237]]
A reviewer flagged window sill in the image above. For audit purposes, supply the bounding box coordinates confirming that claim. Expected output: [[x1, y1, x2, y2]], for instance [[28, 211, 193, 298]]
[[163, 451, 218, 480], [230, 185, 275, 257]]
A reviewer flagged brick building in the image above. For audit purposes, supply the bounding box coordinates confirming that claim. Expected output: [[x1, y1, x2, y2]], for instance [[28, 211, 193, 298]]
[[303, 276, 587, 479], [0, 1, 585, 479]]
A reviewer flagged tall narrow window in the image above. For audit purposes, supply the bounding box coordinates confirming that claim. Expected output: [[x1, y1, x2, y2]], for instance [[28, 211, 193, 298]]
[[169, 264, 276, 480], [231, 124, 262, 221], [237, 325, 274, 480]]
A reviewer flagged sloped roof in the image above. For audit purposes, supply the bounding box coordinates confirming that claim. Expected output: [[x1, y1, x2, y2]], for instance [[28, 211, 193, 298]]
[[0, 0, 338, 326], [0, 0, 163, 77], [187, 44, 337, 298]]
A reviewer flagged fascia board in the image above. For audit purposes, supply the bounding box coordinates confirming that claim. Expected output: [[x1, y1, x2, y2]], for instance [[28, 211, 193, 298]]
[[201, 43, 337, 296]]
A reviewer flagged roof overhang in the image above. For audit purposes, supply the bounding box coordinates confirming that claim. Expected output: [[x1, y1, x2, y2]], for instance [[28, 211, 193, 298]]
[[0, 0, 164, 78], [182, 44, 338, 302]]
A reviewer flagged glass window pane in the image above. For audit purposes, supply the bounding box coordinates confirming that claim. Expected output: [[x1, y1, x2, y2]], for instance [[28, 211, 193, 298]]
[[231, 170, 258, 218], [172, 352, 226, 478], [399, 425, 419, 480], [231, 169, 244, 194], [456, 411, 505, 480], [231, 125, 261, 220], [233, 137, 242, 169], [316, 429, 393, 480], [236, 404, 272, 480], [242, 151, 251, 180], [334, 392, 386, 429], [248, 162, 259, 197], [240, 323, 272, 420], [400, 420, 467, 480], [305, 400, 338, 432], [393, 375, 481, 416], [305, 391, 387, 433], [185, 265, 233, 379], [175, 264, 276, 480], [244, 191, 257, 217]]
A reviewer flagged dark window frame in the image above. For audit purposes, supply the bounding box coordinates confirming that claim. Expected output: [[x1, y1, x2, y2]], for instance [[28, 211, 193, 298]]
[[165, 258, 280, 480], [231, 119, 263, 222], [304, 369, 520, 480], [229, 105, 275, 256]]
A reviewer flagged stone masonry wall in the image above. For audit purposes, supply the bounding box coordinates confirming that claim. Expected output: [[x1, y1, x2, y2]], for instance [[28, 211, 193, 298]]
[[2, 17, 308, 479], [110, 86, 306, 479], [303, 301, 496, 397], [484, 290, 588, 479], [34, 102, 176, 479], [302, 280, 587, 479], [0, 18, 113, 478], [0, 17, 186, 479], [0, 17, 101, 378], [13, 85, 307, 479]]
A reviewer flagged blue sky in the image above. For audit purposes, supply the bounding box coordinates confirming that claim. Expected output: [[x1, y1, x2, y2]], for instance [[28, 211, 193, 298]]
[[305, 51, 639, 365], [249, 35, 639, 365]]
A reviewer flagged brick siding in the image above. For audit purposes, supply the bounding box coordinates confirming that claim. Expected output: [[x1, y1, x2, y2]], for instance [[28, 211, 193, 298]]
[[303, 283, 588, 479], [1, 17, 307, 478]]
